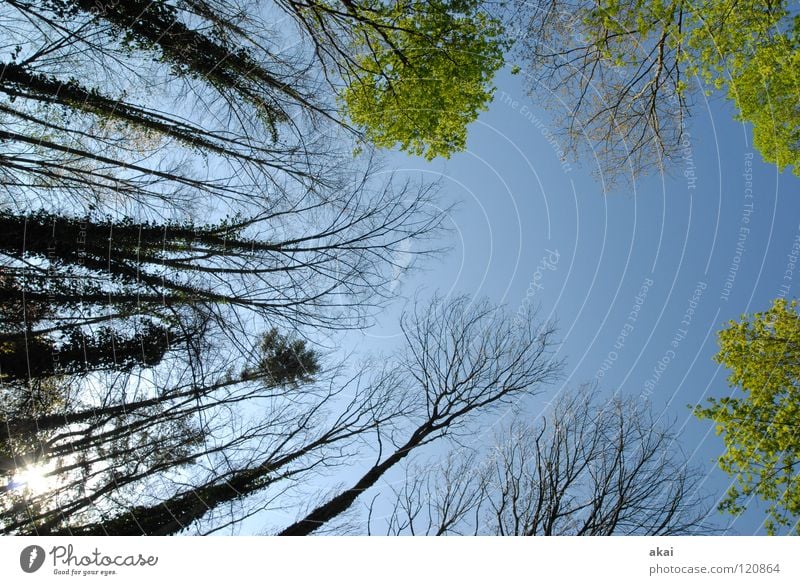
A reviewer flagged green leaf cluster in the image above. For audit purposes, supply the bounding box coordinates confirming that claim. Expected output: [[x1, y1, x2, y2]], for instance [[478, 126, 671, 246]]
[[694, 298, 800, 534], [581, 1, 800, 175], [340, 0, 506, 160]]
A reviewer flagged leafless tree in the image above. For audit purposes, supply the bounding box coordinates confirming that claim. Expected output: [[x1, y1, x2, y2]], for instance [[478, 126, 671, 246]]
[[376, 451, 489, 536], [0, 0, 333, 211], [2, 295, 561, 536], [0, 1, 448, 337], [277, 295, 562, 535], [373, 387, 711, 536], [0, 345, 404, 535]]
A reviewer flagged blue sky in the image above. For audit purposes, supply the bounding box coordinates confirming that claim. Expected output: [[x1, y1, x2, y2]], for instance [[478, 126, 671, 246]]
[[340, 66, 800, 535]]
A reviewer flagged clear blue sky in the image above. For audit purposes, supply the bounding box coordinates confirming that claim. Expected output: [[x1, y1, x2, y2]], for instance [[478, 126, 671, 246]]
[[340, 65, 800, 535]]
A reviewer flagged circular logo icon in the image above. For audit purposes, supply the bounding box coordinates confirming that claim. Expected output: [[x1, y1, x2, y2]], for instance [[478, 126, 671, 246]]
[[20, 545, 46, 573]]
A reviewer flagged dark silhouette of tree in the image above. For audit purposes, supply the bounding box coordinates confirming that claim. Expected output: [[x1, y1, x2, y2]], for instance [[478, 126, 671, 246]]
[[0, 202, 441, 334], [0, 321, 174, 382], [0, 0, 503, 226], [0, 322, 324, 533], [374, 387, 711, 536], [1, 1, 444, 327], [1, 296, 562, 535], [278, 295, 562, 536]]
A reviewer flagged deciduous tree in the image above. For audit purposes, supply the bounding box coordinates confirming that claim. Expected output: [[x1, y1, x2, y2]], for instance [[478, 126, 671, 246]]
[[694, 298, 800, 534], [507, 0, 800, 182], [373, 388, 710, 535]]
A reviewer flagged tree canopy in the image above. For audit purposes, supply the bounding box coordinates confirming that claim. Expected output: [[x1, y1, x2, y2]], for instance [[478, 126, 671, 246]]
[[0, 0, 453, 535], [334, 0, 506, 159], [694, 298, 800, 534], [508, 0, 800, 181], [0, 0, 724, 538]]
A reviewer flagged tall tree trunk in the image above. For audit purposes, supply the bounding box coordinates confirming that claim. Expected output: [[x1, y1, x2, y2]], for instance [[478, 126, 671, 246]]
[[278, 429, 428, 536]]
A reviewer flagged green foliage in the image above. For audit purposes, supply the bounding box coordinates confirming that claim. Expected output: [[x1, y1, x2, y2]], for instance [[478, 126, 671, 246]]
[[339, 0, 506, 160], [694, 298, 800, 534], [582, 0, 800, 174], [727, 32, 800, 174], [682, 1, 799, 174]]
